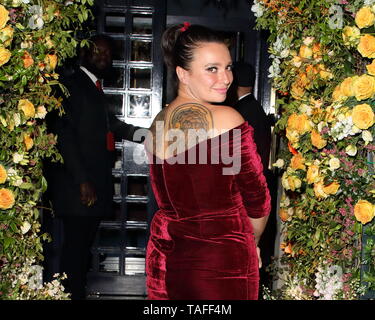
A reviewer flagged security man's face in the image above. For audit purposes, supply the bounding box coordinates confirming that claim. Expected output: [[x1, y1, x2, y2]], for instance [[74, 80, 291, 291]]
[[86, 39, 113, 79]]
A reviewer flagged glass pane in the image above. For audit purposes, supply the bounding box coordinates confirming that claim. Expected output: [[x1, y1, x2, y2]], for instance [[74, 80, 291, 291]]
[[114, 147, 123, 170], [103, 66, 125, 89], [125, 256, 145, 275], [131, 0, 154, 6], [113, 175, 123, 198], [97, 227, 122, 248], [105, 93, 124, 116], [126, 229, 147, 249], [130, 68, 151, 89], [112, 38, 126, 61], [127, 176, 148, 196], [127, 203, 147, 222], [128, 94, 151, 118], [99, 254, 120, 274], [132, 14, 152, 34], [131, 40, 151, 62], [104, 12, 126, 34]]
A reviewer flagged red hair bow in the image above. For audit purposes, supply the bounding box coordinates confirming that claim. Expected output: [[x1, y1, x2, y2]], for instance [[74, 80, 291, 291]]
[[180, 22, 191, 32]]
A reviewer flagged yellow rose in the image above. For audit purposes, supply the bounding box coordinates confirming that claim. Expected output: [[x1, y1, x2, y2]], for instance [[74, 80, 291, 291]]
[[0, 25, 13, 47], [323, 181, 340, 195], [314, 181, 329, 199], [291, 82, 305, 100], [0, 5, 9, 30], [358, 34, 375, 58], [0, 188, 15, 209], [0, 164, 7, 184], [367, 60, 375, 76], [44, 53, 58, 71], [286, 128, 299, 145], [332, 84, 347, 102], [354, 200, 375, 224], [281, 172, 301, 191], [18, 99, 35, 119], [287, 113, 312, 135], [352, 74, 375, 100], [342, 26, 361, 46], [290, 153, 306, 171], [355, 7, 375, 29], [299, 44, 313, 59], [340, 76, 358, 97], [306, 164, 320, 184], [0, 46, 11, 66], [311, 129, 327, 149], [352, 103, 375, 129], [23, 134, 34, 151]]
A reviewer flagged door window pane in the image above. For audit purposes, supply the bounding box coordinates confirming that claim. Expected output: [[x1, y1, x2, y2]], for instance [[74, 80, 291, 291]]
[[97, 227, 122, 248], [127, 176, 148, 196], [130, 67, 151, 89], [103, 66, 125, 89], [132, 14, 152, 35], [125, 256, 145, 275], [99, 254, 120, 274], [126, 229, 147, 249], [127, 203, 147, 221], [131, 40, 151, 62], [105, 93, 124, 116], [112, 38, 126, 61], [128, 94, 151, 118], [104, 12, 126, 34]]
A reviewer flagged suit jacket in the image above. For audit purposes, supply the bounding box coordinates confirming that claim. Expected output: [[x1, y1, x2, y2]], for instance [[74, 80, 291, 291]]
[[234, 93, 272, 172], [44, 68, 142, 218]]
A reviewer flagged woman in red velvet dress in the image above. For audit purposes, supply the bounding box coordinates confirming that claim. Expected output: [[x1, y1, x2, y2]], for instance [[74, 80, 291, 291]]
[[144, 24, 271, 300]]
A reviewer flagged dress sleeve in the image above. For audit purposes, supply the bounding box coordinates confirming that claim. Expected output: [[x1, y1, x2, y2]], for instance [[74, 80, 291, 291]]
[[234, 122, 271, 218]]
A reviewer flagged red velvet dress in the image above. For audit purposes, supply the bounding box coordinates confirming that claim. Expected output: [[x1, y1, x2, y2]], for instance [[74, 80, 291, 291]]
[[146, 122, 271, 300]]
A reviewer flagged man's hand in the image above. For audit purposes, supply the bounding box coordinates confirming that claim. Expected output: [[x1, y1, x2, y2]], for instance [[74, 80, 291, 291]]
[[80, 182, 97, 207]]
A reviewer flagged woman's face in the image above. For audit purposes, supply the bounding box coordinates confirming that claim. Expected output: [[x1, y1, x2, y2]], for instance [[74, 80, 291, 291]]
[[179, 42, 233, 103]]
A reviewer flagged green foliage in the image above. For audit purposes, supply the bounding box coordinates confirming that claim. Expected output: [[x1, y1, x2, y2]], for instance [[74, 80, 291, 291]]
[[0, 0, 92, 300], [253, 0, 375, 299]]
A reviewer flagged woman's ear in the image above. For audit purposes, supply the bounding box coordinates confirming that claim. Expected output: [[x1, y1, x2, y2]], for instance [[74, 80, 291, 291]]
[[176, 66, 189, 85]]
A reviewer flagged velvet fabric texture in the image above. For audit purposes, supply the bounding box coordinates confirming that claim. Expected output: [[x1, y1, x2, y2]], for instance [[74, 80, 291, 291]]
[[146, 121, 271, 300]]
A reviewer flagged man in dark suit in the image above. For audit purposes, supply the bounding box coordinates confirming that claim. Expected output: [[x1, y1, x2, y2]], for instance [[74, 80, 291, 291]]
[[232, 61, 277, 294], [43, 35, 144, 300]]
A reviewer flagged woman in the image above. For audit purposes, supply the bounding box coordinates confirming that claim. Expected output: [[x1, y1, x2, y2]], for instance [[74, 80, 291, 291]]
[[144, 24, 271, 300]]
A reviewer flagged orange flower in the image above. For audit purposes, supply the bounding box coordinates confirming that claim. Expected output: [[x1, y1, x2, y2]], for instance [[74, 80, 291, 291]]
[[323, 181, 340, 195], [291, 82, 305, 100], [299, 44, 313, 59], [288, 142, 298, 155], [44, 53, 58, 71], [0, 188, 15, 209], [279, 208, 290, 222], [353, 74, 375, 100], [311, 129, 327, 149], [355, 6, 375, 29], [23, 134, 34, 151], [18, 99, 35, 119], [0, 164, 7, 184], [287, 113, 312, 135], [306, 164, 320, 184], [22, 51, 34, 68], [367, 60, 375, 76], [281, 242, 293, 255], [0, 47, 11, 66], [290, 153, 306, 171], [354, 200, 375, 224], [0, 5, 9, 30]]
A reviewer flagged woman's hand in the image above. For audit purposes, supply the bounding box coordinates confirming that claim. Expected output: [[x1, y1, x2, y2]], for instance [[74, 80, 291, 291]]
[[256, 246, 262, 269]]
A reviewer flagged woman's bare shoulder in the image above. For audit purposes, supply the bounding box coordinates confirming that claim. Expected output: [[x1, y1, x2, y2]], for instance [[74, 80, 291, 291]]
[[211, 105, 245, 131]]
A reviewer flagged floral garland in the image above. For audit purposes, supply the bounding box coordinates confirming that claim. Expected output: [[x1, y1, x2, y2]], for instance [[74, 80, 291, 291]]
[[252, 0, 375, 299], [0, 0, 92, 300]]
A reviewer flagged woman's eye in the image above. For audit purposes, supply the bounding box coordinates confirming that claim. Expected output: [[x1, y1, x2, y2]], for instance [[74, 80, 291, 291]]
[[227, 65, 233, 71], [206, 67, 217, 73]]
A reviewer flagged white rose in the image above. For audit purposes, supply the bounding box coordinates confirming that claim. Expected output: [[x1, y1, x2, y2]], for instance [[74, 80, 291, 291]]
[[35, 106, 47, 119], [362, 130, 373, 143], [13, 113, 21, 127], [329, 157, 340, 171], [13, 152, 24, 164], [273, 158, 285, 168], [345, 144, 357, 156], [21, 221, 31, 234]]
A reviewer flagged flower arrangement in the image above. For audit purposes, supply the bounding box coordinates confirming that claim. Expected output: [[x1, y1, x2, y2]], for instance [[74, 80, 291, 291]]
[[252, 0, 375, 299], [0, 0, 93, 300]]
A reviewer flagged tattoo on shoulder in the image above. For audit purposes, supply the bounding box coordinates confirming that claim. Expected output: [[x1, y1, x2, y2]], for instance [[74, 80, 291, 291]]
[[168, 103, 213, 132]]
